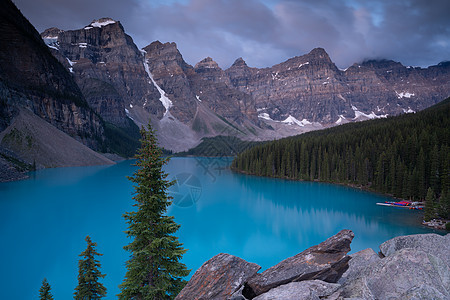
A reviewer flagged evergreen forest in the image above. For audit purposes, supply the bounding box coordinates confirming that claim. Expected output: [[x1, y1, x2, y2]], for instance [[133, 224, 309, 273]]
[[232, 98, 450, 220]]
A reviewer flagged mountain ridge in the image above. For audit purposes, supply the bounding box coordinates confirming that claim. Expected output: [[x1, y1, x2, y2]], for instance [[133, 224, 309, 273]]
[[39, 17, 450, 153]]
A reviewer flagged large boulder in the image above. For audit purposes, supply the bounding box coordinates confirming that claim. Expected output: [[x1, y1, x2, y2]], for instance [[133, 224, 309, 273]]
[[175, 253, 260, 300], [380, 233, 450, 266], [253, 280, 340, 300], [243, 229, 354, 298], [338, 248, 381, 285], [340, 248, 450, 299]]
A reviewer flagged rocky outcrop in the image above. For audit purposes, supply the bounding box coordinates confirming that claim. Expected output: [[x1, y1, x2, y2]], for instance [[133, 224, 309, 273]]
[[379, 233, 450, 266], [243, 229, 354, 298], [175, 253, 261, 300], [253, 280, 340, 300], [0, 0, 105, 150], [337, 248, 381, 285], [41, 18, 162, 127], [340, 248, 450, 299], [144, 42, 258, 126], [177, 232, 450, 300]]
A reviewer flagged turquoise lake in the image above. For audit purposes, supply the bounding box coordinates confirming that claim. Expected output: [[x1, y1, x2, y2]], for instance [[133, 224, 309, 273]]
[[0, 157, 439, 299]]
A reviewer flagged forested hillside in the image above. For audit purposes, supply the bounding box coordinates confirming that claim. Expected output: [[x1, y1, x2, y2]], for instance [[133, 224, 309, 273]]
[[232, 98, 450, 219]]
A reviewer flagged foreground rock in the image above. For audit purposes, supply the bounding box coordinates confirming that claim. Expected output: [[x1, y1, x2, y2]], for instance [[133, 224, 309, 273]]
[[379, 233, 450, 266], [178, 231, 450, 300], [338, 248, 381, 285], [253, 280, 340, 300], [243, 229, 354, 298], [175, 253, 260, 300], [341, 248, 450, 299]]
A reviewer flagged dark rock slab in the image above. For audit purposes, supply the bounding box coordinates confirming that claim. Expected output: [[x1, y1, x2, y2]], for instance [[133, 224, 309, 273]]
[[243, 229, 354, 298], [338, 248, 381, 285], [380, 233, 450, 266], [341, 248, 450, 299], [175, 253, 261, 300], [253, 280, 340, 300]]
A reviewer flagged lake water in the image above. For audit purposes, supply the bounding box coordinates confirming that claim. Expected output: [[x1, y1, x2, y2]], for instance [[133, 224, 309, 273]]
[[0, 157, 439, 299]]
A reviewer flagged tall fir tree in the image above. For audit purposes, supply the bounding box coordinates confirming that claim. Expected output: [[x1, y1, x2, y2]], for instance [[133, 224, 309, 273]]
[[424, 187, 437, 222], [118, 124, 190, 300], [39, 278, 54, 300], [74, 236, 107, 300]]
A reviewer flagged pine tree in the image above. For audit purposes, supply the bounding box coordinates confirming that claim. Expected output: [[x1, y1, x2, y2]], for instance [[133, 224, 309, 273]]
[[439, 190, 450, 219], [118, 124, 190, 300], [74, 236, 107, 300], [424, 187, 437, 222], [39, 278, 54, 300]]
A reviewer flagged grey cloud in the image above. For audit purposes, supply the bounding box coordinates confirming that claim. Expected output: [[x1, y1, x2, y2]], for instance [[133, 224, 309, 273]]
[[15, 0, 139, 32]]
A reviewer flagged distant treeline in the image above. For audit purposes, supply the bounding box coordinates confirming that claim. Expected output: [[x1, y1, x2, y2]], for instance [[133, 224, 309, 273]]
[[232, 98, 450, 219], [176, 136, 260, 157]]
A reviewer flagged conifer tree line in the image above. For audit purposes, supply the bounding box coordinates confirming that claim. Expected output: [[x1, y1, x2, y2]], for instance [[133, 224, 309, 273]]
[[232, 98, 450, 219]]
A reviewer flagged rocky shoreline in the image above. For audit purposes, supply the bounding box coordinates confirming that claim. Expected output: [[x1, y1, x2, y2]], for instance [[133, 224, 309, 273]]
[[176, 230, 450, 299]]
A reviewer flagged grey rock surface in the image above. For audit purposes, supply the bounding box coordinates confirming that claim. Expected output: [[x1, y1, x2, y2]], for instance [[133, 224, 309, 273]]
[[253, 280, 340, 300], [338, 248, 381, 285], [340, 248, 450, 299], [243, 229, 354, 298], [380, 233, 450, 266], [175, 253, 261, 300]]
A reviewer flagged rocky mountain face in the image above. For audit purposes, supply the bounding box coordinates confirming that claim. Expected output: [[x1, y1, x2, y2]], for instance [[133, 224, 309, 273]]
[[41, 22, 265, 151], [226, 48, 450, 125], [142, 41, 261, 143], [39, 19, 450, 152], [176, 231, 450, 300], [41, 18, 163, 128], [0, 0, 115, 181], [0, 0, 104, 149]]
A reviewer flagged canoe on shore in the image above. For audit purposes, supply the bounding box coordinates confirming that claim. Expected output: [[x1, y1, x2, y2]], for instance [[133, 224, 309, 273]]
[[376, 201, 424, 210]]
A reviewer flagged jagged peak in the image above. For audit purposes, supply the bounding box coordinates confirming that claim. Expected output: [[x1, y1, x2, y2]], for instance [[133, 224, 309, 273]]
[[40, 27, 64, 38], [143, 40, 179, 55], [195, 57, 220, 70], [84, 18, 117, 29], [307, 47, 332, 61], [231, 57, 248, 67], [361, 59, 403, 69]]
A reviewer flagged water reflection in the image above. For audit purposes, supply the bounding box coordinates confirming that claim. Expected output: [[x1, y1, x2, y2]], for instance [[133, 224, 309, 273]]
[[0, 157, 441, 300]]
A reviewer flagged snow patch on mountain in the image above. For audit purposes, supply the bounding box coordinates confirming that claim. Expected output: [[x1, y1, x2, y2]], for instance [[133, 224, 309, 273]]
[[352, 105, 388, 119], [66, 58, 76, 66], [403, 107, 415, 114], [298, 62, 309, 68], [396, 91, 415, 99], [282, 115, 311, 127], [258, 113, 273, 121], [87, 19, 116, 29], [335, 115, 347, 124], [143, 59, 173, 114]]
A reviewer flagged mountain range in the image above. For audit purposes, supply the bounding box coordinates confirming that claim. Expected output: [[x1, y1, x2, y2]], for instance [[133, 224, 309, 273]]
[[40, 16, 450, 151], [1, 0, 449, 180]]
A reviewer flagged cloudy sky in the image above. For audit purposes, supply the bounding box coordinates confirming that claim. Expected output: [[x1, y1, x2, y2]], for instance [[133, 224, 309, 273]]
[[14, 0, 450, 69]]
